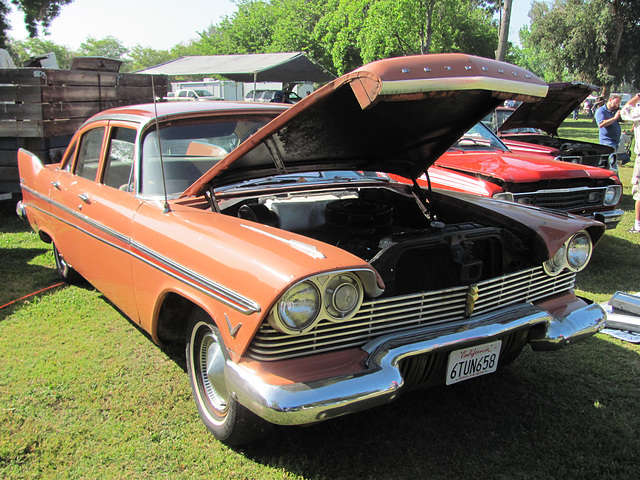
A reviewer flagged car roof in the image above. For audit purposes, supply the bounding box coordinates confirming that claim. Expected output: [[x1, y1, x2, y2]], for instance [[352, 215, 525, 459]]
[[85, 101, 287, 125]]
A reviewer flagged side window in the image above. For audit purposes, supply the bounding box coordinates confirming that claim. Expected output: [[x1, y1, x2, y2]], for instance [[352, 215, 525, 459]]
[[75, 127, 105, 181], [102, 127, 136, 191], [61, 140, 77, 172]]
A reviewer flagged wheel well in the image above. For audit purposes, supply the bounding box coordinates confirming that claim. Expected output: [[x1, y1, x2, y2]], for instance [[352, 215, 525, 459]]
[[39, 230, 52, 244], [156, 293, 198, 345]]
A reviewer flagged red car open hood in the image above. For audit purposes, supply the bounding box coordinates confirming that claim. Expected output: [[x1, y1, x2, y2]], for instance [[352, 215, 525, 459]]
[[183, 54, 547, 197], [435, 150, 617, 183], [499, 82, 598, 136]]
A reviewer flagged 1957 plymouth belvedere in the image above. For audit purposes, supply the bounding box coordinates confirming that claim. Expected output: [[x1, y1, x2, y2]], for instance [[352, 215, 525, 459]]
[[17, 54, 607, 446]]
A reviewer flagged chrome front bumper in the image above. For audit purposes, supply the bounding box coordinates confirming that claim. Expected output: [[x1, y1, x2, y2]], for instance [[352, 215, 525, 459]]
[[226, 300, 605, 426], [588, 208, 624, 229]]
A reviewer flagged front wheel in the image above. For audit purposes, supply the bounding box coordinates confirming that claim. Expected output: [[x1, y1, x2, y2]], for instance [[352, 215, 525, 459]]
[[185, 309, 272, 446]]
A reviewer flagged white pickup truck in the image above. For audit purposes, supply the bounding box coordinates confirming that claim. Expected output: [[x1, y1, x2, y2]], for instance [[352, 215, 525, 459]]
[[167, 89, 221, 101]]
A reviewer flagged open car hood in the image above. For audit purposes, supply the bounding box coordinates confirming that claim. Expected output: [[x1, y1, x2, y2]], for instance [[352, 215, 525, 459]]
[[183, 54, 548, 197], [499, 82, 598, 136]]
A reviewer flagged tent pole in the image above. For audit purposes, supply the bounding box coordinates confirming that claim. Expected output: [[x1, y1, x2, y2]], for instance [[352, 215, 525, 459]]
[[253, 73, 257, 100]]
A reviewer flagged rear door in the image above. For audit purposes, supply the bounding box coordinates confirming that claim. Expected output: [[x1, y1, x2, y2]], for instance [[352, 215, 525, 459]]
[[50, 121, 142, 321]]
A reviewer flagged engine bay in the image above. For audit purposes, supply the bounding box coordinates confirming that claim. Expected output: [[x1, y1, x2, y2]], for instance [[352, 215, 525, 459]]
[[216, 183, 533, 296]]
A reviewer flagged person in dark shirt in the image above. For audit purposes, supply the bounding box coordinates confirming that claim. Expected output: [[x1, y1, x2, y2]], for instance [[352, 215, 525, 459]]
[[595, 95, 622, 150]]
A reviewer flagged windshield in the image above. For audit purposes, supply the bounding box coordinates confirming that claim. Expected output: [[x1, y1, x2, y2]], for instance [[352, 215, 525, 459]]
[[140, 115, 275, 197], [482, 108, 542, 134], [449, 122, 509, 152]]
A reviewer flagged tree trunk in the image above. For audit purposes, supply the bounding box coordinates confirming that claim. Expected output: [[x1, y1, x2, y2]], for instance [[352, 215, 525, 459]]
[[602, 0, 624, 98], [421, 0, 437, 54], [495, 0, 513, 61]]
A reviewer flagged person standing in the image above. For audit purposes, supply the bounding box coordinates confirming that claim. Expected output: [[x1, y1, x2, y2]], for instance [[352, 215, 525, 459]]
[[595, 95, 622, 150], [620, 94, 640, 233]]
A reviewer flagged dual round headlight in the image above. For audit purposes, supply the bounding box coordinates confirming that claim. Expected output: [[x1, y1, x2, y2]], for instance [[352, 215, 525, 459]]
[[271, 273, 363, 335], [276, 281, 321, 334], [544, 231, 593, 276]]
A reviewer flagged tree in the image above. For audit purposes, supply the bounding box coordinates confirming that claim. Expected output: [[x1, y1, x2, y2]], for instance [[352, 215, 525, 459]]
[[9, 36, 73, 67], [1, 0, 73, 42], [126, 45, 176, 73], [316, 0, 499, 75], [0, 1, 11, 47], [524, 0, 640, 93], [77, 36, 128, 60], [194, 0, 278, 55], [495, 0, 512, 61]]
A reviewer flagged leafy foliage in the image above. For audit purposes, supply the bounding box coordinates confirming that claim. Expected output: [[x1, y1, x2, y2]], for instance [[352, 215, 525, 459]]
[[77, 35, 129, 59], [6, 36, 72, 67], [2, 0, 73, 39], [0, 1, 11, 47], [193, 0, 499, 75], [521, 0, 640, 90], [126, 45, 174, 73]]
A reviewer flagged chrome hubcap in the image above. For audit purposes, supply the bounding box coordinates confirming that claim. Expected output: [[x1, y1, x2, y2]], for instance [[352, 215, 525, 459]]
[[198, 329, 229, 414]]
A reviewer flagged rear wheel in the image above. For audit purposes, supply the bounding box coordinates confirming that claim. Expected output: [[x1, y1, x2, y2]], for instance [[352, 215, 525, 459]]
[[185, 309, 272, 446], [53, 243, 83, 284]]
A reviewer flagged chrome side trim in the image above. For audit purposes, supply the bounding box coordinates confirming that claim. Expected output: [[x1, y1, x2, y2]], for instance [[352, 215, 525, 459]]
[[226, 301, 605, 426], [19, 191, 261, 315], [130, 240, 261, 314]]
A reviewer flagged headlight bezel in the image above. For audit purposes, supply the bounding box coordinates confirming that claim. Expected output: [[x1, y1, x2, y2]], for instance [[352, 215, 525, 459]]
[[269, 271, 366, 335], [566, 231, 593, 271], [271, 280, 321, 335], [543, 230, 593, 276], [603, 185, 622, 206]]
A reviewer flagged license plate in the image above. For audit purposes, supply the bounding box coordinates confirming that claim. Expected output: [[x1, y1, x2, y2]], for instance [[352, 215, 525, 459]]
[[446, 340, 502, 385]]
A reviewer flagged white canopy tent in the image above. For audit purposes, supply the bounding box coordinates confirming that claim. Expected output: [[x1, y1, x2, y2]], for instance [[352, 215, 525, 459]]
[[137, 52, 335, 86]]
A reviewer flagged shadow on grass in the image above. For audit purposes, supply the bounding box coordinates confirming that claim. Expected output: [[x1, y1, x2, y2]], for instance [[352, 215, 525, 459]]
[[94, 292, 189, 373], [239, 336, 640, 479], [0, 247, 61, 321], [578, 233, 640, 297]]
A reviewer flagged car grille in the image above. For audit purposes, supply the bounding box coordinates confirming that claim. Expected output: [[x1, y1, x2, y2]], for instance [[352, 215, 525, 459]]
[[247, 266, 576, 361], [559, 154, 610, 169], [510, 187, 606, 211]]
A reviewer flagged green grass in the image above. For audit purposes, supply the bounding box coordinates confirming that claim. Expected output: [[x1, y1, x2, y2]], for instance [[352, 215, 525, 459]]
[[2, 118, 640, 479]]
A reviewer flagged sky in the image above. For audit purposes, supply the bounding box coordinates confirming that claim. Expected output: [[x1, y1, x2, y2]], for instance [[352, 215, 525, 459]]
[[8, 0, 534, 51]]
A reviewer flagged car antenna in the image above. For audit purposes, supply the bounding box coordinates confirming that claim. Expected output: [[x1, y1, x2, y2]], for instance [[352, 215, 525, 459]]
[[151, 75, 171, 214]]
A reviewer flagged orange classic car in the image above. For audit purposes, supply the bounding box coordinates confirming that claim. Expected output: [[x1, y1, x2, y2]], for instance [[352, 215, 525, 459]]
[[17, 54, 607, 446]]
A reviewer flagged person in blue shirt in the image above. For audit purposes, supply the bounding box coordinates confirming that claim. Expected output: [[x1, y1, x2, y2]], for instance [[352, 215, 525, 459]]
[[595, 95, 622, 150]]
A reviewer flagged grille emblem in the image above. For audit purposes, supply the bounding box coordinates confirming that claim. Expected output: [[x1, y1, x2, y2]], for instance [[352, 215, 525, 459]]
[[465, 284, 479, 318]]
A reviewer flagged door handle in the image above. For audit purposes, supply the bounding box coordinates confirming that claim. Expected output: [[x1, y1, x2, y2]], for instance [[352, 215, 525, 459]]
[[51, 181, 61, 190], [79, 193, 91, 204]]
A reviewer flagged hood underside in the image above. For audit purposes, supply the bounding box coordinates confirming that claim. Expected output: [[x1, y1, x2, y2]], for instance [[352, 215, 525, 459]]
[[499, 82, 598, 136], [183, 54, 548, 198]]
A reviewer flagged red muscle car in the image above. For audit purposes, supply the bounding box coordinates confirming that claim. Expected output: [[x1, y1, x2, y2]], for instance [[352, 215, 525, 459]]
[[17, 54, 607, 445], [398, 122, 623, 230], [485, 82, 619, 170]]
